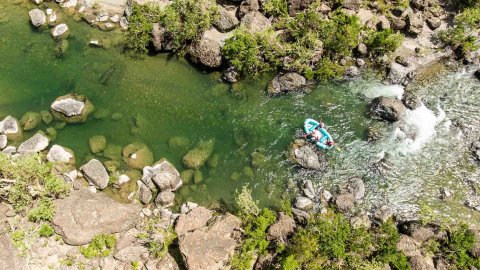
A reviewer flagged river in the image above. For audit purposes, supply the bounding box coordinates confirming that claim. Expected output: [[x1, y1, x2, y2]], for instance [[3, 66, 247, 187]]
[[2, 1, 480, 224]]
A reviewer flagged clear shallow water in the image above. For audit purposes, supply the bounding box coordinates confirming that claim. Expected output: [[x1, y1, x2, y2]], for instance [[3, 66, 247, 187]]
[[2, 1, 480, 223]]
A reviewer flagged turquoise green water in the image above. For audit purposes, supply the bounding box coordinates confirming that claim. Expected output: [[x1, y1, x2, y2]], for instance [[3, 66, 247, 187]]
[[4, 1, 480, 225]]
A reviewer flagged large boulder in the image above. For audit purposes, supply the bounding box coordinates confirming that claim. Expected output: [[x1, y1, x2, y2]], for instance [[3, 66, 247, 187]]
[[183, 139, 215, 169], [346, 177, 365, 200], [387, 62, 415, 85], [188, 29, 225, 69], [335, 193, 355, 213], [80, 159, 109, 190], [19, 111, 41, 131], [290, 140, 323, 170], [287, 0, 315, 16], [215, 6, 239, 32], [122, 143, 154, 170], [52, 189, 140, 245], [0, 116, 23, 141], [29, 9, 46, 27], [47, 144, 75, 164], [369, 96, 406, 122], [176, 209, 240, 270], [175, 206, 213, 236], [152, 23, 171, 52], [267, 72, 307, 95], [142, 159, 183, 192], [342, 0, 361, 11], [155, 190, 175, 207], [267, 212, 296, 241], [17, 133, 49, 154], [51, 94, 94, 123], [407, 12, 424, 35], [240, 11, 271, 33], [51, 23, 70, 39]]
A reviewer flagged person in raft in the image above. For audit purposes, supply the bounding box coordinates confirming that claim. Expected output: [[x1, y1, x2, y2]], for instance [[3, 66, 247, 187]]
[[303, 118, 335, 150]]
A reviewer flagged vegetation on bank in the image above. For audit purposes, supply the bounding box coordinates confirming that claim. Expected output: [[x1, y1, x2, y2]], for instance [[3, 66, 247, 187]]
[[231, 186, 480, 270]]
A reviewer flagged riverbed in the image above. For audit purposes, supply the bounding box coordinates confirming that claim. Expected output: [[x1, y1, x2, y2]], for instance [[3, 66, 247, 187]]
[[2, 1, 480, 223]]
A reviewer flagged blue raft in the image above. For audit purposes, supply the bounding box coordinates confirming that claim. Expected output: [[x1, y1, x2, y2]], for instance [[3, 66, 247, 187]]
[[303, 118, 334, 150]]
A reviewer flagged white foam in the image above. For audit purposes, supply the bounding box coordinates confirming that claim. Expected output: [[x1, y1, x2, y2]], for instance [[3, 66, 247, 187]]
[[363, 84, 404, 99], [395, 103, 446, 154]]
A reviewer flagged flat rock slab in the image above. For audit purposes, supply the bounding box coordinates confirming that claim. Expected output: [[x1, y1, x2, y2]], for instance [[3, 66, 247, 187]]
[[178, 213, 240, 270], [17, 133, 49, 154], [52, 189, 140, 245], [0, 235, 27, 270], [175, 206, 213, 236], [80, 159, 109, 190]]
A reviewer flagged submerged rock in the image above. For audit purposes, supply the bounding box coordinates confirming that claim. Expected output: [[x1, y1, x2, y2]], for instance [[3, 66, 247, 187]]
[[52, 189, 140, 245], [29, 9, 46, 27], [369, 96, 406, 122], [51, 94, 94, 123], [19, 111, 41, 131], [47, 144, 75, 164], [40, 110, 53, 124], [168, 136, 191, 154], [122, 143, 154, 170], [51, 23, 70, 39], [0, 116, 23, 141], [267, 72, 307, 95], [89, 135, 107, 154], [183, 139, 215, 169], [17, 133, 49, 154], [80, 159, 109, 190]]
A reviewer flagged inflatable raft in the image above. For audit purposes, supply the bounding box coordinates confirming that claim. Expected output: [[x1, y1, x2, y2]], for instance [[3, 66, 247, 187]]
[[303, 118, 334, 150]]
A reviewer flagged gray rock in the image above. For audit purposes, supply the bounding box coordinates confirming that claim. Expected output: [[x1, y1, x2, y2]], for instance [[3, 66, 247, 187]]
[[152, 23, 168, 52], [267, 212, 296, 241], [188, 30, 224, 68], [439, 187, 454, 200], [288, 0, 316, 15], [114, 245, 149, 263], [387, 62, 414, 84], [377, 15, 391, 30], [344, 66, 360, 78], [0, 135, 7, 150], [335, 193, 355, 213], [395, 55, 410, 67], [17, 133, 49, 154], [342, 0, 361, 11], [374, 205, 394, 223], [47, 144, 75, 164], [52, 189, 140, 245], [409, 255, 435, 270], [294, 196, 313, 210], [397, 235, 421, 257], [175, 206, 213, 236], [138, 182, 152, 204], [0, 116, 22, 141], [293, 145, 322, 170], [0, 234, 27, 270], [408, 12, 424, 35], [142, 159, 182, 192], [370, 96, 406, 122], [239, 0, 259, 17], [240, 11, 271, 33], [80, 159, 109, 190], [356, 58, 366, 67], [155, 190, 175, 208], [178, 213, 240, 270], [223, 67, 239, 83], [2, 146, 16, 155], [215, 6, 239, 32], [268, 72, 307, 95], [147, 252, 180, 270], [402, 91, 421, 110], [51, 94, 94, 123], [426, 17, 441, 29], [29, 9, 46, 27], [347, 177, 365, 200], [291, 207, 310, 224], [51, 23, 69, 39], [357, 43, 368, 55]]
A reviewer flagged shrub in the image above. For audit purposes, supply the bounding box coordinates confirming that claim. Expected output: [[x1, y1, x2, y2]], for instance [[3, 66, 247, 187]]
[[38, 224, 55, 237], [440, 224, 480, 269], [365, 29, 404, 56], [262, 0, 288, 17], [438, 7, 480, 56], [124, 3, 163, 54], [373, 220, 410, 270], [11, 230, 27, 252], [147, 227, 177, 259], [28, 198, 55, 222], [160, 0, 220, 52], [80, 234, 117, 258]]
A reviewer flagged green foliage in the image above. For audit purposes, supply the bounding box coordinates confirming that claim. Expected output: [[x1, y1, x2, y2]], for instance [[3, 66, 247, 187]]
[[0, 153, 70, 212], [28, 198, 55, 222], [440, 224, 480, 269], [80, 234, 117, 259], [222, 28, 282, 77], [124, 3, 163, 54], [160, 0, 219, 52], [438, 7, 480, 56], [263, 0, 288, 17], [281, 255, 301, 270], [148, 227, 177, 259], [231, 186, 277, 269], [457, 0, 480, 9], [11, 230, 27, 253], [279, 197, 293, 217], [373, 220, 410, 270], [132, 261, 140, 270], [365, 29, 404, 56], [38, 224, 55, 238]]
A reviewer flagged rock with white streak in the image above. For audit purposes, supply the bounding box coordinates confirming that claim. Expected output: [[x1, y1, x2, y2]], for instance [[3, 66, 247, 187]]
[[51, 23, 70, 39], [47, 145, 75, 164]]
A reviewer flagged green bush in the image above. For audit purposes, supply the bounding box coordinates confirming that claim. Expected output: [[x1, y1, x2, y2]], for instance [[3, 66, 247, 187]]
[[365, 29, 404, 56], [124, 3, 163, 54], [438, 7, 480, 56], [262, 0, 288, 17], [0, 153, 70, 212], [38, 224, 55, 237], [147, 227, 177, 259], [160, 0, 219, 52], [440, 224, 480, 269], [28, 198, 55, 222], [373, 220, 410, 270], [80, 234, 117, 259]]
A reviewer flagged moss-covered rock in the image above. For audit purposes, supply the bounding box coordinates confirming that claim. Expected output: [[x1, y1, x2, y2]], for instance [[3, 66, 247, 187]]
[[93, 108, 111, 120], [40, 110, 53, 124], [168, 136, 192, 154], [193, 170, 203, 184], [230, 171, 241, 181], [243, 166, 254, 179], [104, 160, 121, 173], [50, 93, 94, 123], [0, 116, 23, 141], [182, 139, 215, 169], [104, 144, 123, 161], [251, 150, 267, 168], [45, 127, 57, 141], [180, 169, 195, 184], [89, 135, 107, 154], [20, 111, 42, 131], [207, 153, 220, 168], [122, 142, 154, 170]]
